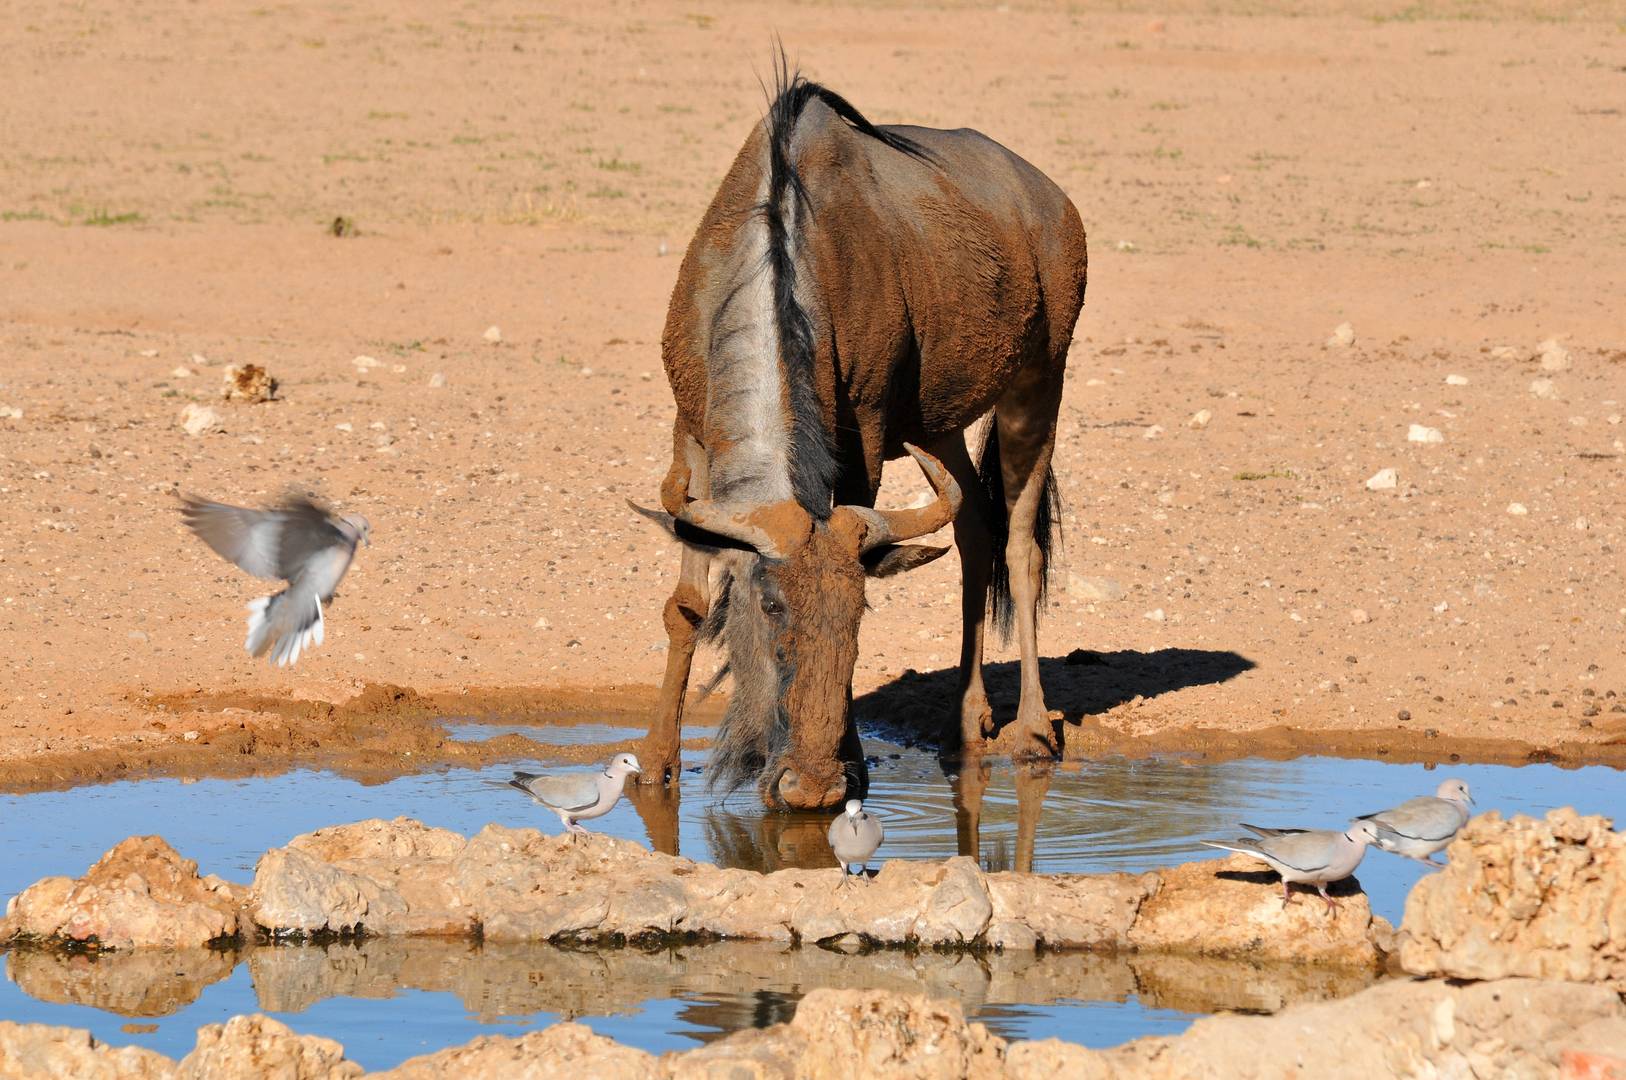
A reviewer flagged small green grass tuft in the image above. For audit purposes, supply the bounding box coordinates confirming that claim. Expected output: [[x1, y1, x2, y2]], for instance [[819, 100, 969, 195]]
[[1234, 469, 1297, 482], [82, 210, 143, 227]]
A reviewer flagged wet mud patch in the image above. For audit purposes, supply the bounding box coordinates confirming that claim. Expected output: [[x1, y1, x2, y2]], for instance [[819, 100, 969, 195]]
[[4, 679, 1620, 799], [861, 659, 1626, 769], [0, 684, 722, 795]]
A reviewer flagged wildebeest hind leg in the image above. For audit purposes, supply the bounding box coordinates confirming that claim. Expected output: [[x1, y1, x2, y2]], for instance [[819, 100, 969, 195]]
[[927, 433, 995, 749], [994, 372, 1064, 757]]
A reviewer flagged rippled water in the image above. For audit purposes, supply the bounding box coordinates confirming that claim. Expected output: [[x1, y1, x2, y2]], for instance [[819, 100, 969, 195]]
[[0, 729, 1620, 1067]]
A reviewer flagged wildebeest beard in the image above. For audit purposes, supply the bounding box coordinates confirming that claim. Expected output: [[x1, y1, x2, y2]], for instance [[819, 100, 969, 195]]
[[697, 565, 794, 797]]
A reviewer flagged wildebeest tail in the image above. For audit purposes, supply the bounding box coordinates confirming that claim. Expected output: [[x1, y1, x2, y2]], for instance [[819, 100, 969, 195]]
[[978, 421, 1061, 640]]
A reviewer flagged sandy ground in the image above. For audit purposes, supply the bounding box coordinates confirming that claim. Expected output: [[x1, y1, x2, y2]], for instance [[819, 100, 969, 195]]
[[3, 0, 1625, 783]]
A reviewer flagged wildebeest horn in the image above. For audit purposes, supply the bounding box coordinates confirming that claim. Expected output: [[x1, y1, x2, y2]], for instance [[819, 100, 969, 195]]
[[629, 497, 811, 560], [839, 443, 962, 553]]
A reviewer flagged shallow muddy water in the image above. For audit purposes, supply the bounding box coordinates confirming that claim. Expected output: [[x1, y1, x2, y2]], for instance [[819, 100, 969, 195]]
[[0, 728, 1620, 1065]]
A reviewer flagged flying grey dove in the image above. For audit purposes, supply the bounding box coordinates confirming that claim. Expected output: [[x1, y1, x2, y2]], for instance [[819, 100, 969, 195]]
[[180, 493, 370, 668], [1354, 778, 1474, 866], [828, 799, 884, 888], [1201, 819, 1383, 912], [492, 753, 642, 838]]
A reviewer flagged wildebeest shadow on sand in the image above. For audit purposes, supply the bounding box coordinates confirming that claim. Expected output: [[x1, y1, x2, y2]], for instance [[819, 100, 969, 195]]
[[854, 647, 1256, 753]]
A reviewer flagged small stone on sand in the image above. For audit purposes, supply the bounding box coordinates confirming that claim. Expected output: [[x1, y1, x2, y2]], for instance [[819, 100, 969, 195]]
[[1408, 424, 1444, 444], [1366, 467, 1398, 491]]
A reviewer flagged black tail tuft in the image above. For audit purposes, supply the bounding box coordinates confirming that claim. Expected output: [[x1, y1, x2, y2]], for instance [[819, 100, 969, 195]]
[[977, 421, 1062, 641]]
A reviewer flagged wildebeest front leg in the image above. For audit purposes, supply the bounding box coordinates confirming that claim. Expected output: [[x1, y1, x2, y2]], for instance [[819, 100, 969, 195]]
[[640, 436, 711, 786], [641, 549, 709, 786], [928, 433, 995, 748], [995, 371, 1064, 757]]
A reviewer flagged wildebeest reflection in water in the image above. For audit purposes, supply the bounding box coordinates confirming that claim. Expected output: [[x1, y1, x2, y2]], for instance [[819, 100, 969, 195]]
[[626, 745, 1275, 877]]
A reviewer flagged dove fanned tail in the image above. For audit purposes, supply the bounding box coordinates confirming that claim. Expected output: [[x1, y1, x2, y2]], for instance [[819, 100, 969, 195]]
[[245, 595, 274, 656]]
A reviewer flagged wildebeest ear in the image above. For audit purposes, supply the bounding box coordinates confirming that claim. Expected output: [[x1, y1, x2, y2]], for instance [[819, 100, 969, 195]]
[[862, 543, 950, 579], [626, 500, 757, 555]]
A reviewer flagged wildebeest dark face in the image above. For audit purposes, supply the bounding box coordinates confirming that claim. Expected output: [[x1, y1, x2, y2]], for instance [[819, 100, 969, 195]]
[[633, 444, 961, 810]]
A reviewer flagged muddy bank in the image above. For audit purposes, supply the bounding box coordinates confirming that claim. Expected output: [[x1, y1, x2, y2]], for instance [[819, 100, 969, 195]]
[[0, 684, 721, 795], [1, 679, 1618, 798], [5, 979, 1624, 1079]]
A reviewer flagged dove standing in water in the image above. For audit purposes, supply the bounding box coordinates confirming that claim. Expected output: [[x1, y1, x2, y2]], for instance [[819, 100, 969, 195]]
[[492, 753, 641, 839], [828, 799, 884, 888], [180, 494, 370, 668], [1355, 778, 1474, 866], [1201, 819, 1383, 912]]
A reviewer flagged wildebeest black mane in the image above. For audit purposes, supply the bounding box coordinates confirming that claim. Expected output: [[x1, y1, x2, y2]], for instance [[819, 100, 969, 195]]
[[761, 53, 934, 519]]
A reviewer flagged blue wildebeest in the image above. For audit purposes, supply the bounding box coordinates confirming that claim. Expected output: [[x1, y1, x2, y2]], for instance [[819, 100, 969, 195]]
[[634, 64, 1088, 809]]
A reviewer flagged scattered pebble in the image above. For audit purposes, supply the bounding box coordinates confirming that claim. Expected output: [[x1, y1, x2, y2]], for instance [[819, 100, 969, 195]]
[[1537, 337, 1572, 372], [1365, 467, 1398, 491], [1529, 378, 1558, 400], [1143, 424, 1164, 440], [170, 366, 193, 379], [1067, 573, 1125, 602], [178, 403, 223, 436], [428, 372, 447, 388], [1144, 608, 1166, 622], [1116, 240, 1137, 252], [533, 616, 551, 629], [1507, 502, 1528, 515], [335, 422, 353, 432], [1415, 179, 1432, 190], [353, 355, 381, 371], [1325, 322, 1355, 348], [1350, 608, 1371, 624], [483, 325, 503, 343], [1397, 709, 1412, 721], [1444, 374, 1469, 386], [190, 353, 212, 367], [1188, 409, 1212, 429], [1574, 517, 1589, 531], [1407, 424, 1444, 444], [1489, 345, 1523, 362], [1433, 601, 1449, 613], [138, 348, 159, 358], [657, 240, 669, 257], [0, 404, 21, 420]]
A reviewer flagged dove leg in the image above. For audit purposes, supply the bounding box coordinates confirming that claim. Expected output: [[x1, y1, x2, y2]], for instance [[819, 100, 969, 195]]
[[1412, 853, 1444, 868], [1317, 884, 1340, 914], [642, 440, 712, 786], [835, 864, 852, 891], [1280, 880, 1297, 908]]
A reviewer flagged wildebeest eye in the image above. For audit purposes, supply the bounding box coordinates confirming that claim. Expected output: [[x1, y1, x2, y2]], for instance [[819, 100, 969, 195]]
[[761, 596, 784, 617]]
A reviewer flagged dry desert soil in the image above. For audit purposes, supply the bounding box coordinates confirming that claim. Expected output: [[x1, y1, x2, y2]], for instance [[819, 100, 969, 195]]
[[2, 0, 1625, 789]]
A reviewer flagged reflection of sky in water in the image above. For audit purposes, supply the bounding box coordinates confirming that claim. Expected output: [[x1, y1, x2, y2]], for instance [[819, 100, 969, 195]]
[[0, 938, 1201, 1070], [0, 731, 1620, 1069]]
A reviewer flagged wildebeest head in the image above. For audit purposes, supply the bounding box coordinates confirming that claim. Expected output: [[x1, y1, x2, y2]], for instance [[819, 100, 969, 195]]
[[634, 444, 960, 809]]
